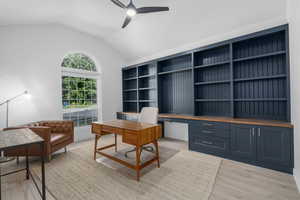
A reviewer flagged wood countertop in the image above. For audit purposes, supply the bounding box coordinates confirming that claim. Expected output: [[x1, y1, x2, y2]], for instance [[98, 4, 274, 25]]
[[117, 112, 294, 128], [92, 120, 159, 131]]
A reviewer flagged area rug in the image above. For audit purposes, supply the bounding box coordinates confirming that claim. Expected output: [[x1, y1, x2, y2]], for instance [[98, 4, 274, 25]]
[[32, 142, 221, 200]]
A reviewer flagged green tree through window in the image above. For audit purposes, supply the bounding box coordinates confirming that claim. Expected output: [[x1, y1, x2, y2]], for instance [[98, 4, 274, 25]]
[[62, 53, 97, 71], [61, 53, 98, 127], [62, 77, 97, 109]]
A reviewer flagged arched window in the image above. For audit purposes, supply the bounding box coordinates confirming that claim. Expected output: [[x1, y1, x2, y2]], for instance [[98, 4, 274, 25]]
[[61, 53, 99, 127], [61, 53, 97, 72]]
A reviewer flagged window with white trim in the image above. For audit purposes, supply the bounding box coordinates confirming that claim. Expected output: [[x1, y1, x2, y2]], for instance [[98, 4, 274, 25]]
[[61, 53, 99, 127]]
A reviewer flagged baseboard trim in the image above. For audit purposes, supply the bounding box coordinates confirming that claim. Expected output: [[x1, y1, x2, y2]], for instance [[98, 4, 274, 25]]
[[294, 169, 300, 192]]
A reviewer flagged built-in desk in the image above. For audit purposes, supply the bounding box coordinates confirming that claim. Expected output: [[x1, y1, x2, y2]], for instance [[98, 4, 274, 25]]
[[117, 112, 294, 174], [117, 112, 293, 128]]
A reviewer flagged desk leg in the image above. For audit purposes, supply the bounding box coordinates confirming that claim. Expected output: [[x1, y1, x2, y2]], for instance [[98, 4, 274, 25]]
[[94, 135, 100, 160], [154, 140, 160, 168], [114, 134, 117, 152], [26, 147, 29, 180], [135, 146, 141, 181], [40, 142, 46, 200]]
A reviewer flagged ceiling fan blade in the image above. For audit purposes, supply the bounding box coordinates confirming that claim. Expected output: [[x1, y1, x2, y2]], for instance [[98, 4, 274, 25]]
[[137, 7, 169, 14], [122, 16, 132, 28], [111, 0, 126, 8]]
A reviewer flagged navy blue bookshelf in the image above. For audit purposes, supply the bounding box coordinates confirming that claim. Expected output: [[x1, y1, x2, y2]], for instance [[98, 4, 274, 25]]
[[122, 24, 290, 122]]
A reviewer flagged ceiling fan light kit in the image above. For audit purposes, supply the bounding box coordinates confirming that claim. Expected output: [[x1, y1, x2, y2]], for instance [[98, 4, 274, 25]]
[[126, 8, 137, 17], [111, 0, 169, 28]]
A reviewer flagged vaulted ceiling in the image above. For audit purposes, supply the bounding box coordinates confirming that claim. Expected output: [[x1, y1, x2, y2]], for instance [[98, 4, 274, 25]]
[[0, 0, 287, 63]]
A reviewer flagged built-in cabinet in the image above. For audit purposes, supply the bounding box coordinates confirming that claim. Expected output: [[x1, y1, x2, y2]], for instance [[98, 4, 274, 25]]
[[117, 112, 294, 174], [189, 122, 293, 173], [122, 25, 290, 121], [256, 126, 292, 167], [230, 125, 256, 161], [120, 24, 293, 174], [230, 124, 292, 168]]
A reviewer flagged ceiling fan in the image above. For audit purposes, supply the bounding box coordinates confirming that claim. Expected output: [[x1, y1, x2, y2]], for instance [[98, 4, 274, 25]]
[[111, 0, 170, 28]]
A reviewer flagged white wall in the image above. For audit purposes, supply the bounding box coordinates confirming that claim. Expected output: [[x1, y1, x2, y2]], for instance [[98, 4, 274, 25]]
[[164, 122, 188, 141], [287, 0, 300, 190], [127, 18, 288, 66], [0, 24, 125, 141]]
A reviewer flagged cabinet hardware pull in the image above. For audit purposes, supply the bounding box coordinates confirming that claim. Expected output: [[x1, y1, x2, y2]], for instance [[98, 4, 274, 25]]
[[258, 128, 260, 137], [252, 128, 255, 137]]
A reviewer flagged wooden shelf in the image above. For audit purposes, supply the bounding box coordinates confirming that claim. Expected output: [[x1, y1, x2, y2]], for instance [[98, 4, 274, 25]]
[[138, 74, 155, 79], [123, 77, 137, 81], [234, 74, 286, 82], [158, 67, 193, 75], [233, 51, 286, 62], [139, 100, 156, 102], [234, 98, 287, 101], [195, 99, 231, 102], [194, 60, 230, 69], [123, 89, 137, 92], [195, 80, 230, 85], [139, 87, 156, 90]]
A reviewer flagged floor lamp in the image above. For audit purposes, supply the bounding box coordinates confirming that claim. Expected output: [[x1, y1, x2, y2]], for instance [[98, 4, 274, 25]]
[[0, 90, 30, 163]]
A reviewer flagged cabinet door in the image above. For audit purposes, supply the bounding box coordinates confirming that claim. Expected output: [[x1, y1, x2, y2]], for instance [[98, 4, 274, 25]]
[[257, 126, 292, 167], [231, 124, 256, 161]]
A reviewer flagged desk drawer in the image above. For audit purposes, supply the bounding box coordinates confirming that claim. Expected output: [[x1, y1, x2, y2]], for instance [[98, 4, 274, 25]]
[[189, 135, 230, 156], [189, 121, 230, 138], [123, 130, 138, 145], [101, 125, 115, 133], [92, 124, 102, 134]]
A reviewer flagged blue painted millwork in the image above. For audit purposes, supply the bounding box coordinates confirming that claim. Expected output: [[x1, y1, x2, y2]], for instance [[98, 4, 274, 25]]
[[117, 112, 294, 174], [123, 24, 290, 122], [120, 24, 293, 174]]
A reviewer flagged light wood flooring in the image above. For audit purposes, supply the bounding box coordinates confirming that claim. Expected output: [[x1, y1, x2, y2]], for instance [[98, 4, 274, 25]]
[[1, 136, 299, 200]]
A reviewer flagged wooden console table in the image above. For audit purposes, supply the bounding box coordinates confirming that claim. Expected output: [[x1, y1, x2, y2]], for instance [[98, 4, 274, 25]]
[[91, 120, 161, 181], [0, 128, 46, 200]]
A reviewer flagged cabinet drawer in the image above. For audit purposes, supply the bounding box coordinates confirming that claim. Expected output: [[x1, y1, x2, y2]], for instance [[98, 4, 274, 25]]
[[101, 125, 115, 133], [189, 121, 230, 138], [189, 135, 230, 156], [122, 130, 138, 145]]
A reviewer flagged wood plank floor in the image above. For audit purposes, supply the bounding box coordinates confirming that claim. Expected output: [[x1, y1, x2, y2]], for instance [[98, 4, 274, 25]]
[[1, 136, 299, 200]]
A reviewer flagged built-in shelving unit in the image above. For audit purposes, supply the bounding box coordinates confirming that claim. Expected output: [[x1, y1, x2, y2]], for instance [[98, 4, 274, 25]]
[[122, 63, 158, 112], [122, 25, 290, 121], [157, 53, 194, 114], [193, 44, 231, 117], [232, 30, 288, 120]]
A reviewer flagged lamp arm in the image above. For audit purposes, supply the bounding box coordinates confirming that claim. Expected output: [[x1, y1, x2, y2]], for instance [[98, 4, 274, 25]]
[[0, 91, 28, 106], [0, 100, 9, 106]]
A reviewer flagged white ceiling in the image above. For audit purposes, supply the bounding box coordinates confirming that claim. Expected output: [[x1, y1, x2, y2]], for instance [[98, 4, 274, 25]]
[[0, 0, 287, 63]]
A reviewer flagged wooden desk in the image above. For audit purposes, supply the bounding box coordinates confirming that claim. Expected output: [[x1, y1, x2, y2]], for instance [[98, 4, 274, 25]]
[[0, 129, 46, 200], [91, 120, 161, 181]]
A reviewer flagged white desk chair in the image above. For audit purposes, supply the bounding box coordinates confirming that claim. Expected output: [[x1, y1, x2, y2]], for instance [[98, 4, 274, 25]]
[[125, 107, 159, 157]]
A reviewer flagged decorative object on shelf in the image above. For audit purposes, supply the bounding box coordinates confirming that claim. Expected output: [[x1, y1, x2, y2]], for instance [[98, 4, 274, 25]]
[[0, 90, 31, 163], [110, 0, 169, 28]]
